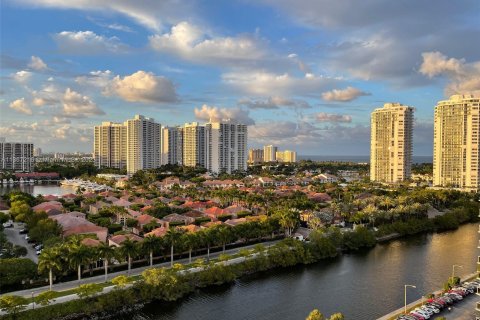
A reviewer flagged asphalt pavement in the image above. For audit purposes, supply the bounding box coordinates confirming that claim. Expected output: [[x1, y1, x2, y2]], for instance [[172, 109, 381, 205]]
[[3, 222, 38, 263]]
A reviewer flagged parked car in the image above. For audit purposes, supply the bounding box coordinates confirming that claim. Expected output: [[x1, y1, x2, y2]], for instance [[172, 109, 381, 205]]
[[24, 234, 30, 241], [36, 249, 42, 255], [34, 244, 43, 251], [19, 228, 28, 234], [2, 221, 13, 228]]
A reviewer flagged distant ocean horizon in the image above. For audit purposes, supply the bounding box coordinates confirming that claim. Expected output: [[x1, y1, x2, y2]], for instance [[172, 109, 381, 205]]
[[298, 155, 433, 163]]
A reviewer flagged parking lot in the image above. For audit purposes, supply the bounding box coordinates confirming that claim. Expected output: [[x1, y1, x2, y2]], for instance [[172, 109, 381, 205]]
[[3, 222, 38, 263], [438, 292, 478, 320]]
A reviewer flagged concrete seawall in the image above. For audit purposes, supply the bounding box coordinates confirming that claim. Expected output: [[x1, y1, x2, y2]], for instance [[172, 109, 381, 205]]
[[377, 272, 478, 320]]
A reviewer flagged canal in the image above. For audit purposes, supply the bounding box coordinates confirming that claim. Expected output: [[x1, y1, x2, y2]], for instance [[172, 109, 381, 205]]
[[130, 223, 477, 320]]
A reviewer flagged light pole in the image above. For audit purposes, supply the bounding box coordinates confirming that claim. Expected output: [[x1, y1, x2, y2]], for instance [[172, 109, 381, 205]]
[[404, 284, 416, 314], [452, 264, 463, 280], [31, 292, 34, 310]]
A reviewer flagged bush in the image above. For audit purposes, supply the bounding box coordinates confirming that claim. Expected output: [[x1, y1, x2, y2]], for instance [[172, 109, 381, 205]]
[[108, 224, 123, 234], [0, 258, 37, 289]]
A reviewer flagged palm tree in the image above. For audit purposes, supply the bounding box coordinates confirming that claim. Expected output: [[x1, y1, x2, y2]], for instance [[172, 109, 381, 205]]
[[182, 232, 198, 263], [164, 227, 183, 267], [119, 238, 138, 275], [97, 243, 116, 282], [216, 225, 233, 253], [38, 247, 62, 291], [142, 235, 162, 267], [199, 227, 216, 261], [278, 209, 298, 237], [67, 244, 92, 281]]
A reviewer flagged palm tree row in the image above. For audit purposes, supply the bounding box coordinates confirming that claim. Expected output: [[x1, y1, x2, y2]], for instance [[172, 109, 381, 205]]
[[37, 217, 287, 290]]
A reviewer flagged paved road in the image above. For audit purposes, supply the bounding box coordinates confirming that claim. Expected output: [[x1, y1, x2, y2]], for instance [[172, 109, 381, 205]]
[[438, 293, 478, 319], [3, 222, 38, 263], [1, 239, 280, 299]]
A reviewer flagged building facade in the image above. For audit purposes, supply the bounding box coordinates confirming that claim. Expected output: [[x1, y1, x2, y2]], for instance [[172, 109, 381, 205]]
[[433, 94, 480, 190], [370, 102, 413, 183], [248, 148, 264, 164], [276, 150, 297, 163], [161, 126, 183, 166], [0, 140, 34, 172], [206, 121, 248, 173], [183, 122, 206, 168], [125, 115, 161, 173], [263, 145, 277, 162], [93, 122, 127, 169]]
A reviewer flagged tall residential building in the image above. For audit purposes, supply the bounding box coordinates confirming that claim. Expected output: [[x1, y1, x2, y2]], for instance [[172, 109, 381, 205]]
[[370, 102, 413, 183], [263, 145, 277, 162], [248, 149, 264, 164], [183, 122, 206, 168], [0, 140, 34, 172], [276, 150, 297, 163], [125, 115, 161, 173], [433, 94, 480, 190], [33, 147, 42, 157], [93, 122, 127, 169], [161, 126, 183, 165], [206, 121, 248, 173]]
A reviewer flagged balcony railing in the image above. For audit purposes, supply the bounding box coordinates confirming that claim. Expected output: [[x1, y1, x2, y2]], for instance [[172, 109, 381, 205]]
[[476, 301, 480, 312]]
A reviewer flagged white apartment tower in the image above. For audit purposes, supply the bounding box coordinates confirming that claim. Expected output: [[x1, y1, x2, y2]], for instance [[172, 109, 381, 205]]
[[161, 126, 183, 165], [183, 122, 206, 168], [125, 115, 161, 173], [370, 103, 413, 183], [433, 94, 480, 190], [0, 139, 34, 172], [263, 145, 277, 162], [206, 121, 248, 173], [93, 122, 127, 169]]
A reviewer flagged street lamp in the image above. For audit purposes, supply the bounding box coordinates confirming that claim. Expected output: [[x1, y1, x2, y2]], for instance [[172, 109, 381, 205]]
[[404, 284, 417, 314], [452, 264, 463, 280], [31, 292, 34, 310]]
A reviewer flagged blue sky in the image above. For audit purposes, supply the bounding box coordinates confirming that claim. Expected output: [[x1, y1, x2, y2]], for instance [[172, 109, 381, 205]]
[[1, 0, 479, 155]]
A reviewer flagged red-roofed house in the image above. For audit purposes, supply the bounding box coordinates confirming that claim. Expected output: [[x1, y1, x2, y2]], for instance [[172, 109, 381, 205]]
[[33, 201, 63, 213], [145, 227, 168, 238], [51, 214, 108, 242], [108, 233, 143, 247], [204, 206, 227, 220]]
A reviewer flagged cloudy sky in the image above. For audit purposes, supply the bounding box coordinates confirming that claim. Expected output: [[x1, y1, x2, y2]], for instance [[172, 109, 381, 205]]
[[1, 0, 479, 155]]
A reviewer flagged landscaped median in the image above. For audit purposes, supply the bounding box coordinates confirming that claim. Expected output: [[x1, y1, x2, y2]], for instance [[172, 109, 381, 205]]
[[0, 239, 317, 320]]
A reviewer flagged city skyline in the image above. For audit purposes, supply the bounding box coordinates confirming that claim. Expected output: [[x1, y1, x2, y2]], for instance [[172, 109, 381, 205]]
[[1, 1, 479, 154]]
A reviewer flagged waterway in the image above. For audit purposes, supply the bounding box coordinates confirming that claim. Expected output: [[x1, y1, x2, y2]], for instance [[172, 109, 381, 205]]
[[129, 223, 477, 320], [0, 184, 77, 196]]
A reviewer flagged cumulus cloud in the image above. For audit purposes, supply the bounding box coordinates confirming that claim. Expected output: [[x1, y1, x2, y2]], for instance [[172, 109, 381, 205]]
[[419, 51, 480, 96], [105, 70, 177, 103], [76, 70, 113, 87], [62, 88, 104, 117], [149, 22, 265, 66], [53, 31, 128, 54], [28, 56, 48, 71], [321, 86, 370, 101], [238, 96, 311, 109], [194, 104, 255, 125], [315, 112, 352, 123], [13, 0, 194, 31], [9, 98, 32, 115], [12, 70, 32, 83], [31, 84, 62, 107], [223, 71, 337, 96]]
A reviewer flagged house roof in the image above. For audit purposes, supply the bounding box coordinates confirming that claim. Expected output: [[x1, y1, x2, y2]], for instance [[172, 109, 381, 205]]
[[163, 213, 189, 223], [145, 227, 168, 238], [224, 218, 247, 226], [179, 224, 200, 233], [33, 201, 63, 212], [204, 206, 227, 217], [136, 214, 159, 225], [63, 224, 107, 237], [81, 238, 102, 247], [109, 233, 143, 245], [113, 199, 132, 207]]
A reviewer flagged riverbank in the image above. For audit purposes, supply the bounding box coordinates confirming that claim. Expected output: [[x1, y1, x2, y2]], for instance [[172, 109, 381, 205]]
[[377, 271, 478, 320]]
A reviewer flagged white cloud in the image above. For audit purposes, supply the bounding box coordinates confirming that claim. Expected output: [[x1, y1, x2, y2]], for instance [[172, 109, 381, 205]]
[[194, 104, 255, 125], [223, 71, 336, 96], [419, 51, 480, 96], [315, 112, 352, 123], [149, 22, 265, 66], [321, 86, 370, 101], [13, 70, 32, 83], [62, 88, 104, 117], [28, 56, 48, 71], [9, 98, 32, 115], [76, 70, 113, 87], [53, 31, 128, 54], [105, 70, 177, 103], [238, 96, 311, 109], [13, 0, 194, 31], [31, 84, 62, 106]]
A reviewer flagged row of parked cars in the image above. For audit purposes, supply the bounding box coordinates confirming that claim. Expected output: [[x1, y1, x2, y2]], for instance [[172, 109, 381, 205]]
[[397, 281, 478, 320]]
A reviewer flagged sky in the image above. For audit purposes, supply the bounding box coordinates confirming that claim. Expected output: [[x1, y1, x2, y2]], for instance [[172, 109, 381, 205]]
[[0, 0, 479, 155]]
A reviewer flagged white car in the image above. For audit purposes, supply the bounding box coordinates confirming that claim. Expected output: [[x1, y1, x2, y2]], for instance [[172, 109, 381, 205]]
[[412, 309, 431, 319], [2, 221, 13, 228]]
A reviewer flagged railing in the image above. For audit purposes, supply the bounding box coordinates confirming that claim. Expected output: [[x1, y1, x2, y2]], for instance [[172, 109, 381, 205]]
[[476, 301, 480, 312]]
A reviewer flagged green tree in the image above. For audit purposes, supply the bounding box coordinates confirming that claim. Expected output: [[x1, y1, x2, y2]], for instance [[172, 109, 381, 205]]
[[111, 275, 130, 289], [97, 243, 116, 282], [216, 225, 234, 253], [119, 238, 139, 275], [182, 232, 199, 264], [329, 313, 345, 320], [38, 248, 63, 291], [142, 235, 162, 267], [0, 295, 29, 317], [306, 309, 325, 320], [0, 258, 37, 290], [35, 290, 57, 306], [76, 283, 103, 299], [164, 227, 183, 267], [67, 244, 92, 281]]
